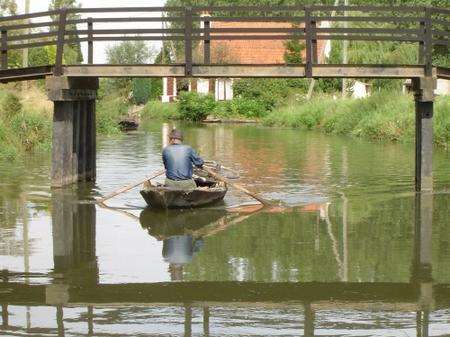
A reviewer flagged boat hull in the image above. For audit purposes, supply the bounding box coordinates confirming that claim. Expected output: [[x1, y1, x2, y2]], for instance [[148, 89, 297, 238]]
[[140, 186, 227, 209]]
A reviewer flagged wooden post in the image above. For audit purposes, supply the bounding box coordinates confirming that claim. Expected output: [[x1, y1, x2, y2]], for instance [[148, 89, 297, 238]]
[[56, 305, 65, 337], [87, 306, 94, 335], [204, 20, 211, 64], [54, 8, 68, 76], [1, 29, 7, 70], [423, 8, 433, 77], [304, 302, 314, 337], [311, 20, 318, 64], [304, 6, 313, 78], [184, 304, 192, 337], [87, 17, 93, 65], [46, 76, 99, 187], [1, 303, 8, 328], [85, 100, 96, 181], [184, 8, 193, 76], [203, 306, 210, 336], [413, 77, 435, 193]]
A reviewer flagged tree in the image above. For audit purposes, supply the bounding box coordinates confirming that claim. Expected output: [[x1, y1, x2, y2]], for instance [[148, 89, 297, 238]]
[[106, 41, 156, 65], [0, 0, 17, 16], [105, 41, 157, 97]]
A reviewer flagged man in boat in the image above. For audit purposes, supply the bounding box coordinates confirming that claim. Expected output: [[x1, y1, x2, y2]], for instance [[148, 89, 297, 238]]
[[162, 129, 204, 189]]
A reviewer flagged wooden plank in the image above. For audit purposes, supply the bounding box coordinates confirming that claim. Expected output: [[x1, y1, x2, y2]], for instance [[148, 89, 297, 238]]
[[311, 65, 425, 78], [63, 65, 186, 77], [60, 64, 429, 78]]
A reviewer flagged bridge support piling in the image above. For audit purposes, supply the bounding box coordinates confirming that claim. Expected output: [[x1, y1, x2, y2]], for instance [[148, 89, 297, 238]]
[[46, 76, 98, 187], [413, 77, 436, 193]]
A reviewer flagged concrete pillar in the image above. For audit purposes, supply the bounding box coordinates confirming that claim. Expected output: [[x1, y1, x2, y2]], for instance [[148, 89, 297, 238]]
[[413, 77, 436, 192], [46, 77, 99, 187]]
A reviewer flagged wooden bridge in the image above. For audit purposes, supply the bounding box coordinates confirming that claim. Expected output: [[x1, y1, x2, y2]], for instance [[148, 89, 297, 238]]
[[0, 5, 448, 189]]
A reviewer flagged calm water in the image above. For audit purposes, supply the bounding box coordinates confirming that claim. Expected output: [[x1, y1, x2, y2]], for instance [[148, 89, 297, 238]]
[[1, 122, 450, 336]]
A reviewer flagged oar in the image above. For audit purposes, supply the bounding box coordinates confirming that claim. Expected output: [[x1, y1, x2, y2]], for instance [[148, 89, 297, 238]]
[[201, 166, 272, 206], [97, 169, 165, 204]]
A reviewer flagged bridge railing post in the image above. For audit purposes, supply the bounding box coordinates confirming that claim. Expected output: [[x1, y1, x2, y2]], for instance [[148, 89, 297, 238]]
[[54, 8, 68, 76], [204, 19, 211, 65], [87, 17, 93, 65], [1, 29, 7, 70], [423, 7, 433, 77], [184, 7, 193, 76], [418, 18, 425, 64], [304, 6, 313, 77]]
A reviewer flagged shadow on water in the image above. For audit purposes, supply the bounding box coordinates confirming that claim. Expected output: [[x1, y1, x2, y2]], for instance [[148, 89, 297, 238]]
[[1, 186, 450, 336]]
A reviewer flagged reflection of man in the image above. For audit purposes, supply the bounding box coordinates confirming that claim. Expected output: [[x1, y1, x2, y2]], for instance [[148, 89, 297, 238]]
[[162, 129, 204, 189], [163, 234, 204, 281]]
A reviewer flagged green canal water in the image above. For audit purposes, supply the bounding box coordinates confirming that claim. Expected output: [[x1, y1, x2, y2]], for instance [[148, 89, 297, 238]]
[[1, 122, 450, 336]]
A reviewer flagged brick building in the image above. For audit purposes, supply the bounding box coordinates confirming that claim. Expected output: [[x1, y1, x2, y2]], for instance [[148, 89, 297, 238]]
[[161, 21, 329, 102]]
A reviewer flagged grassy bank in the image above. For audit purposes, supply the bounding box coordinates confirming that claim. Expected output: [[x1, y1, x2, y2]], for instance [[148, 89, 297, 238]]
[[263, 92, 450, 147], [0, 85, 132, 160]]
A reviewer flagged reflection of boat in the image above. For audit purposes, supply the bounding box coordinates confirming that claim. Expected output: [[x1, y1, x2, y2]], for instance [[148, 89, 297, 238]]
[[140, 174, 228, 209], [139, 208, 227, 239], [140, 208, 228, 280]]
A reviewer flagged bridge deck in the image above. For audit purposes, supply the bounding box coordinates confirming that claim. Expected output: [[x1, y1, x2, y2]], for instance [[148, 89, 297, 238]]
[[0, 64, 449, 82]]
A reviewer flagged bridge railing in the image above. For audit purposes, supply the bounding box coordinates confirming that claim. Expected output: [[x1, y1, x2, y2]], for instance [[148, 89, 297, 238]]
[[0, 5, 447, 78]]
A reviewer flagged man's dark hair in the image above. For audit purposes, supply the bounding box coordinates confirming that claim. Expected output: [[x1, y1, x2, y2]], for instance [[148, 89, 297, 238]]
[[169, 129, 183, 141]]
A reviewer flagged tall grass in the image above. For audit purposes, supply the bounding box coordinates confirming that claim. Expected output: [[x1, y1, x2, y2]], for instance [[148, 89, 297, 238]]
[[263, 92, 450, 147], [140, 100, 179, 120]]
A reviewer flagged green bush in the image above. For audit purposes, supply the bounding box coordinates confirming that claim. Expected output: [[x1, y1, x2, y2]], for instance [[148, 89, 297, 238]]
[[96, 95, 129, 134], [434, 95, 450, 147], [226, 97, 268, 118], [141, 100, 179, 120], [1, 92, 22, 120], [177, 92, 216, 121], [233, 79, 288, 111], [132, 78, 151, 105], [10, 111, 52, 151]]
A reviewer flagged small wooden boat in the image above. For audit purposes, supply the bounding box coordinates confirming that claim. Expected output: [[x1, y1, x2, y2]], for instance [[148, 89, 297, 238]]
[[140, 173, 227, 209]]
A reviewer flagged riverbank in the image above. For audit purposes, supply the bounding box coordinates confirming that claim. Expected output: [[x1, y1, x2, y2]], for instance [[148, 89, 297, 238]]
[[140, 91, 450, 148], [2, 86, 449, 161], [0, 85, 131, 160], [263, 92, 450, 147]]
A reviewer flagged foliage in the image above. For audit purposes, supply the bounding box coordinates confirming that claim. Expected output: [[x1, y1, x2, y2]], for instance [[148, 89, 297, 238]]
[[223, 97, 268, 118], [233, 79, 290, 111], [132, 78, 151, 105], [0, 0, 16, 15], [96, 95, 129, 134], [49, 0, 83, 64], [105, 41, 157, 94], [263, 92, 450, 147], [141, 101, 180, 120], [29, 46, 57, 67], [1, 91, 22, 120], [177, 92, 216, 121], [284, 24, 305, 64]]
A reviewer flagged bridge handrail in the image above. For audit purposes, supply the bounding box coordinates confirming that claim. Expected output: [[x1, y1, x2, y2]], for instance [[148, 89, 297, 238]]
[[0, 5, 447, 78]]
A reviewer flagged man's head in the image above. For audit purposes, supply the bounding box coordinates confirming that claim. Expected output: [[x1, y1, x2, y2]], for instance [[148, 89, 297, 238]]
[[169, 129, 183, 144]]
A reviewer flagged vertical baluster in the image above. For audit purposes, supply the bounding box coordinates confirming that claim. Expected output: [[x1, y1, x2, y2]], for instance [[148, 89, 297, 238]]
[[204, 19, 210, 64], [305, 6, 313, 77], [87, 17, 93, 64], [54, 8, 68, 76], [1, 29, 7, 70], [184, 7, 193, 76], [423, 7, 433, 77]]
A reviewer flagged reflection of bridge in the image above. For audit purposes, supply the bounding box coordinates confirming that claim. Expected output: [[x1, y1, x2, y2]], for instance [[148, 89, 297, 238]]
[[0, 6, 448, 189], [0, 189, 445, 336]]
